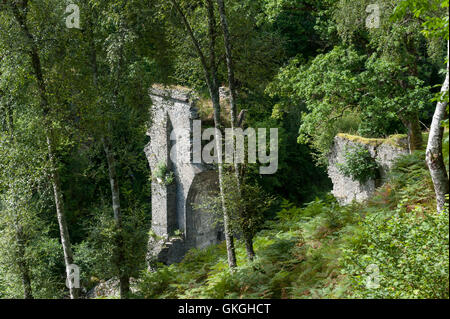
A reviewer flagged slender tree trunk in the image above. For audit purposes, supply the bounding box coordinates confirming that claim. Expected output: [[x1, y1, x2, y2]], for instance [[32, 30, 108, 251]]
[[216, 0, 254, 262], [206, 0, 237, 269], [15, 225, 33, 299], [216, 0, 240, 186], [103, 137, 130, 298], [103, 138, 122, 228], [4, 102, 34, 299], [11, 3, 78, 299], [110, 37, 131, 299], [216, 0, 237, 129], [87, 9, 130, 297], [170, 0, 237, 268], [243, 231, 255, 261], [47, 135, 78, 299], [426, 43, 449, 213], [216, 0, 239, 185], [211, 89, 237, 269]]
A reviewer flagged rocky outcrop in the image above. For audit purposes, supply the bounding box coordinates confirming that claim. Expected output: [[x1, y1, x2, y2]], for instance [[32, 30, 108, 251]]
[[328, 133, 409, 205]]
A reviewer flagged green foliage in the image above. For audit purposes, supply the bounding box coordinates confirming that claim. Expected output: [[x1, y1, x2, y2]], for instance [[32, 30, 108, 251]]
[[393, 0, 449, 41], [195, 171, 276, 241], [260, 0, 330, 58], [73, 203, 150, 292], [268, 42, 433, 164], [267, 46, 366, 164], [0, 104, 65, 298], [244, 115, 332, 204], [27, 237, 66, 298], [153, 162, 175, 186], [267, 0, 442, 164], [341, 150, 448, 298], [341, 206, 449, 298], [338, 145, 379, 183], [388, 150, 436, 206], [137, 151, 448, 299], [0, 0, 448, 299], [137, 196, 357, 299], [0, 234, 66, 299]]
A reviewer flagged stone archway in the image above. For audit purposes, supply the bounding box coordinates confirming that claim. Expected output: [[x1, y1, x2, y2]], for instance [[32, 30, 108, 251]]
[[185, 171, 222, 250]]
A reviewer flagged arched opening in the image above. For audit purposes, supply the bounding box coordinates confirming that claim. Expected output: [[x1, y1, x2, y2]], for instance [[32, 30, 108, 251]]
[[185, 171, 222, 249]]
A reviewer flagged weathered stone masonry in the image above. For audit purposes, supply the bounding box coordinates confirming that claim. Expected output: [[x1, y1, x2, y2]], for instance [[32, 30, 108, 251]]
[[328, 133, 409, 205], [145, 86, 223, 266]]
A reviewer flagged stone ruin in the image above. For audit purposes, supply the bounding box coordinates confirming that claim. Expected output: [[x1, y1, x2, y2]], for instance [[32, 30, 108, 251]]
[[144, 86, 223, 267], [143, 85, 410, 266], [328, 133, 409, 205]]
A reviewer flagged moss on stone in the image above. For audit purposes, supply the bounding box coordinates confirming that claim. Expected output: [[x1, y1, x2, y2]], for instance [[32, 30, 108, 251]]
[[337, 133, 385, 147], [383, 134, 409, 149], [151, 83, 192, 93], [150, 84, 232, 127], [195, 96, 231, 126], [336, 133, 408, 149]]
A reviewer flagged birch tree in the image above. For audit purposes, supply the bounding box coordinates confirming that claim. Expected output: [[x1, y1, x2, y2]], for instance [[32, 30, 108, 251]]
[[426, 42, 449, 213], [216, 0, 255, 261], [2, 0, 79, 298], [393, 0, 450, 212], [169, 0, 237, 268]]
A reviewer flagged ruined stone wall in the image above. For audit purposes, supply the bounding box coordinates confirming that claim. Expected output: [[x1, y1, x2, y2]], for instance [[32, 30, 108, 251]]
[[144, 86, 222, 266], [328, 134, 409, 205]]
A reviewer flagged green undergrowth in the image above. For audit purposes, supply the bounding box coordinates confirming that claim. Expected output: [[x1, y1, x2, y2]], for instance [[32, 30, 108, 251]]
[[136, 150, 449, 299]]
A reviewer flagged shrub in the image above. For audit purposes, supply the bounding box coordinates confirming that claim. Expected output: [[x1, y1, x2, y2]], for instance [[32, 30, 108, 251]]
[[73, 204, 150, 293], [341, 205, 449, 298], [153, 162, 175, 186], [338, 145, 379, 183], [340, 151, 449, 298]]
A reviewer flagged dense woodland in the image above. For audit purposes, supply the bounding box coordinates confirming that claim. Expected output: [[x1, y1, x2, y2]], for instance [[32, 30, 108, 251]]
[[0, 0, 448, 299]]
